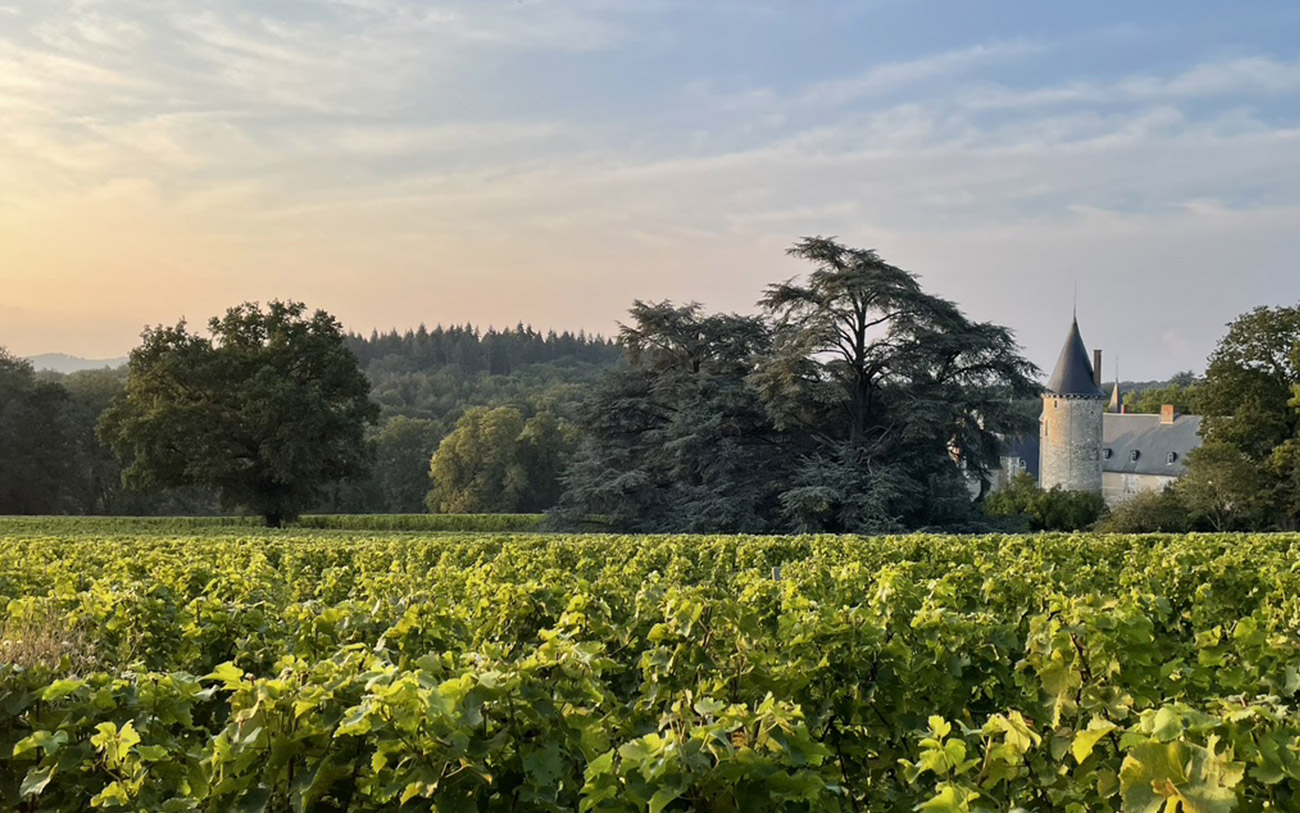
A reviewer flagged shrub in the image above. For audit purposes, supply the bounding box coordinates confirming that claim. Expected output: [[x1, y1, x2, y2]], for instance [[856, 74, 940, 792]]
[[985, 473, 1108, 531], [1095, 487, 1193, 533]]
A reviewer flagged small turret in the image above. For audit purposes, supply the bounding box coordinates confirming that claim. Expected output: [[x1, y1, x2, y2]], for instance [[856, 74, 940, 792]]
[[1046, 319, 1104, 398], [1040, 317, 1105, 493]]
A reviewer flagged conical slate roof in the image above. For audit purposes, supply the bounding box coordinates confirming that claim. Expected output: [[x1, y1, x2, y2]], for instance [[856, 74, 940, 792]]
[[1046, 318, 1104, 397]]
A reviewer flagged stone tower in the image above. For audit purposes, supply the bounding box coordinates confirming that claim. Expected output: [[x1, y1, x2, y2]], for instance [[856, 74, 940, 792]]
[[1039, 318, 1105, 492]]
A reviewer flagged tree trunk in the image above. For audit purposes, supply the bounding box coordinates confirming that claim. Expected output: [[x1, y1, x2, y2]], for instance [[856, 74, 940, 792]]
[[265, 511, 283, 529]]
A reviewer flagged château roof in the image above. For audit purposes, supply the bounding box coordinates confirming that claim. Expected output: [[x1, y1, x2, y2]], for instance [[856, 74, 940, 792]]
[[1102, 413, 1203, 477], [1046, 318, 1104, 398]]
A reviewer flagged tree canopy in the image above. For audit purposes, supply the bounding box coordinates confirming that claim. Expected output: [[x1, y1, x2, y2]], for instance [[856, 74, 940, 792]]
[[0, 349, 77, 514], [1185, 304, 1300, 529], [554, 302, 784, 532], [555, 240, 1041, 533], [754, 237, 1041, 529], [427, 406, 573, 514], [100, 301, 380, 527], [1122, 374, 1203, 415]]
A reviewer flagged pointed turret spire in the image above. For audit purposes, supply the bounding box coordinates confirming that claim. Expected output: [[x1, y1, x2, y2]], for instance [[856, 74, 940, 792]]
[[1108, 358, 1122, 412], [1046, 318, 1105, 398]]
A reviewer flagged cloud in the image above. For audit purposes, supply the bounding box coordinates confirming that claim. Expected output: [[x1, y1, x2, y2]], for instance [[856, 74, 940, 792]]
[[797, 40, 1046, 106], [964, 55, 1300, 110]]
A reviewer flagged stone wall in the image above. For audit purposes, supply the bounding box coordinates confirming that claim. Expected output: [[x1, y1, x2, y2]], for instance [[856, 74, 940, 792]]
[[1040, 396, 1104, 492], [1101, 472, 1177, 506]]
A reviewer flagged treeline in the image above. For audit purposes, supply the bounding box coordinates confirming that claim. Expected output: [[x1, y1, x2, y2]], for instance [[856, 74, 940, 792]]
[[411, 239, 1045, 533], [4, 239, 1044, 531], [347, 323, 619, 375], [0, 358, 216, 515], [12, 240, 1300, 532], [1121, 370, 1203, 415], [324, 325, 621, 513], [0, 325, 621, 517]]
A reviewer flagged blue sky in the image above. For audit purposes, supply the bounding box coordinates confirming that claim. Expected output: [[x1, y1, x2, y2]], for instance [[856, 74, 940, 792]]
[[1, 0, 1298, 379]]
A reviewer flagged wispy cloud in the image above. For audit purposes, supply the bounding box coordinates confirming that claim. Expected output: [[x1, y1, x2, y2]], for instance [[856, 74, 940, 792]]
[[965, 55, 1300, 110], [798, 40, 1046, 106]]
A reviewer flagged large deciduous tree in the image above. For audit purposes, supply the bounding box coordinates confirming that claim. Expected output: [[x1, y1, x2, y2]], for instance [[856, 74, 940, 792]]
[[427, 406, 573, 514], [1199, 305, 1300, 459], [99, 301, 380, 527], [755, 237, 1041, 529], [1188, 303, 1300, 528], [372, 416, 440, 513]]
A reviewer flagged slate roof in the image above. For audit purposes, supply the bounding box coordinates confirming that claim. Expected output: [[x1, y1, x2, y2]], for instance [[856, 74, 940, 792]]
[[1102, 413, 1203, 477], [1046, 319, 1105, 398]]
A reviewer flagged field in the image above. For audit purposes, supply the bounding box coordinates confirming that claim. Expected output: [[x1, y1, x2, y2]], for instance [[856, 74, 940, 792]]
[[2, 521, 1299, 811]]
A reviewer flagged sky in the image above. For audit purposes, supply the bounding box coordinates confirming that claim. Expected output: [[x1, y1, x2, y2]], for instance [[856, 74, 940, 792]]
[[2, 0, 1299, 380]]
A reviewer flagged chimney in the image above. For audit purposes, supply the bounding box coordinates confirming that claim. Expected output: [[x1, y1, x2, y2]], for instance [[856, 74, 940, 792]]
[[1161, 404, 1176, 425], [1093, 349, 1102, 389]]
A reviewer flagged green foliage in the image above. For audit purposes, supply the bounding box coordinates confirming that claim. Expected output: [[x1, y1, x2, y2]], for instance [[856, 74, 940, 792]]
[[1095, 487, 1194, 533], [99, 301, 380, 527], [559, 242, 1042, 534], [1175, 441, 1274, 532], [369, 416, 440, 512], [348, 324, 620, 408], [428, 407, 574, 514], [296, 513, 547, 532], [0, 349, 78, 514], [0, 514, 548, 535], [984, 473, 1108, 531], [1122, 374, 1204, 415], [556, 301, 786, 532], [5, 325, 620, 518], [755, 237, 1042, 526], [5, 529, 1300, 810], [338, 325, 619, 515], [1182, 303, 1300, 530], [1199, 305, 1300, 461], [778, 444, 912, 533]]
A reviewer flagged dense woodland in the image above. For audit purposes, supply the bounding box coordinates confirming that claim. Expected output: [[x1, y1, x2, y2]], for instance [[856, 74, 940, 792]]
[[0, 326, 620, 517]]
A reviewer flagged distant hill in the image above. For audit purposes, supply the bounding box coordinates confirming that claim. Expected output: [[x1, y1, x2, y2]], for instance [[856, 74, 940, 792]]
[[25, 353, 127, 374]]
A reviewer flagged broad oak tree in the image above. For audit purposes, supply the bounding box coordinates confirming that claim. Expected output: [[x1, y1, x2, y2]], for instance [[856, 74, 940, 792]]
[[100, 301, 379, 527]]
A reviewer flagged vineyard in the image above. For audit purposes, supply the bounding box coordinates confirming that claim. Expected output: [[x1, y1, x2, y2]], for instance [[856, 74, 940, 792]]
[[2, 525, 1299, 811]]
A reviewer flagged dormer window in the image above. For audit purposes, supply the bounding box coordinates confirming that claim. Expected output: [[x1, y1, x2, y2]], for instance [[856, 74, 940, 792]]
[[1129, 450, 1140, 462], [1103, 448, 1113, 459], [1167, 452, 1178, 464]]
